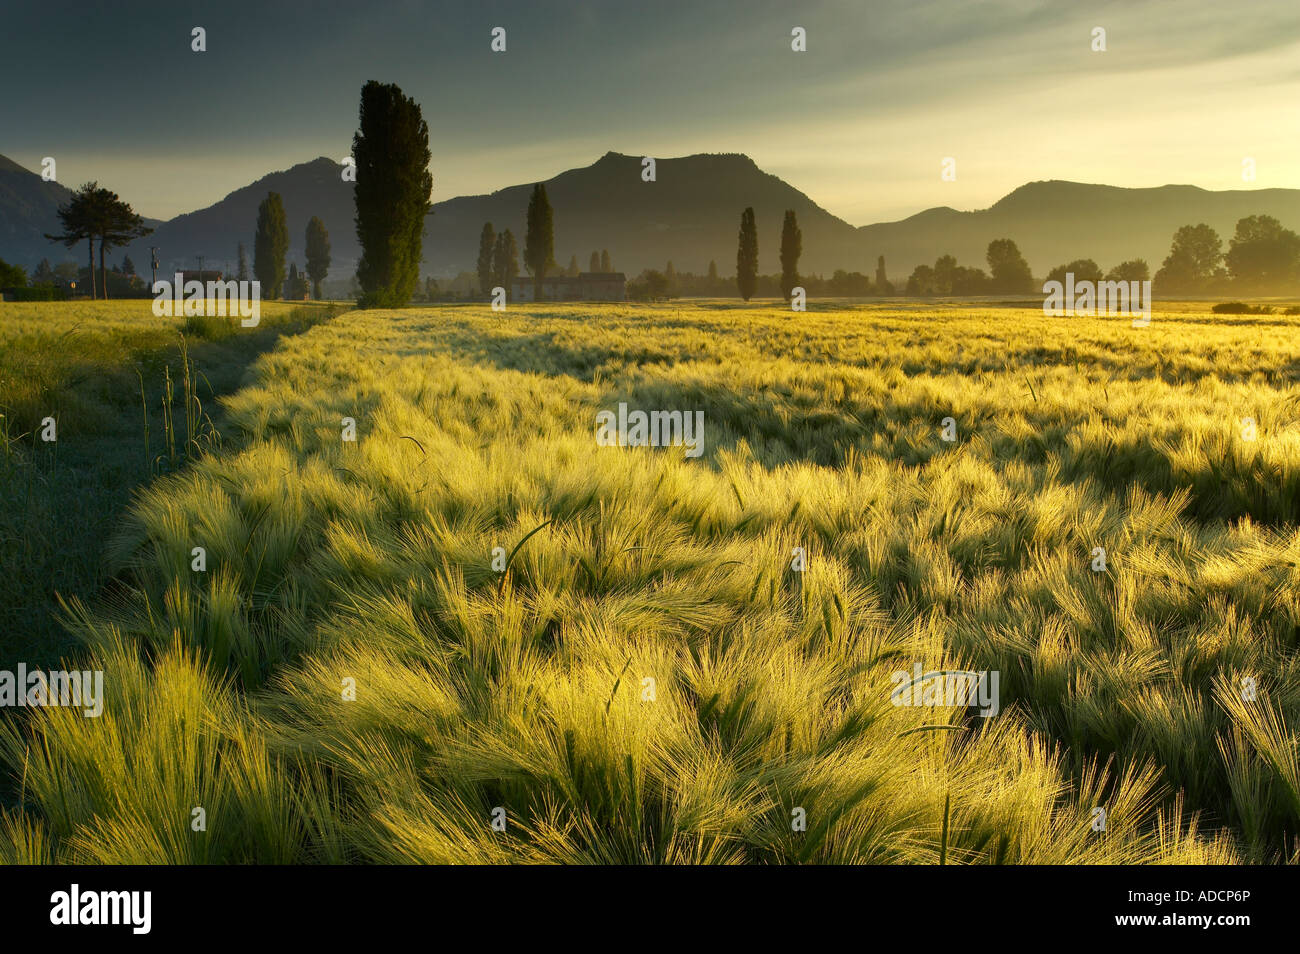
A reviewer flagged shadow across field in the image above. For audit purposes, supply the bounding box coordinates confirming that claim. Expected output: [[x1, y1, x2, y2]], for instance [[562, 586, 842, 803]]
[[0, 304, 345, 665]]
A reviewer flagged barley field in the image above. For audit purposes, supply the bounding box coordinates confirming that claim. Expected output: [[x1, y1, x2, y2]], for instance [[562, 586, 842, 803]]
[[3, 298, 1299, 863], [0, 299, 341, 661]]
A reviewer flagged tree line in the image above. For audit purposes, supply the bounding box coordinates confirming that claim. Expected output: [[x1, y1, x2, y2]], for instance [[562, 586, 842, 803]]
[[1151, 216, 1299, 294], [472, 186, 619, 300], [899, 215, 1300, 297], [620, 207, 868, 301], [616, 209, 1300, 301]]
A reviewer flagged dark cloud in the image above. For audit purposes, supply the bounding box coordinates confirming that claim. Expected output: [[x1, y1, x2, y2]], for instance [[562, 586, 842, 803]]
[[2, 0, 1293, 219]]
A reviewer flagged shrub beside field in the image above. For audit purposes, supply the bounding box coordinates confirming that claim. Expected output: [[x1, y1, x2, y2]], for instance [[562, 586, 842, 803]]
[[2, 301, 1298, 863]]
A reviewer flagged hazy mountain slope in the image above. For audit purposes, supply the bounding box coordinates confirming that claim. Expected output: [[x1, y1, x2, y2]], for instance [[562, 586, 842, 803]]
[[859, 181, 1300, 276], [5, 151, 1300, 282], [0, 155, 75, 266], [425, 151, 862, 276], [120, 157, 351, 276]]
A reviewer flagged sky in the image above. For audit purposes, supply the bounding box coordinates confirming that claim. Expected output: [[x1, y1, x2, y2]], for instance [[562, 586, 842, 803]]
[[3, 0, 1299, 224]]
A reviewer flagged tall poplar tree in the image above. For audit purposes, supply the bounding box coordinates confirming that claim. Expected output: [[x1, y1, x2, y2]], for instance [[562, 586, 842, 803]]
[[493, 229, 519, 298], [779, 209, 801, 301], [305, 216, 331, 299], [524, 183, 554, 300], [477, 222, 496, 297], [254, 191, 289, 299], [736, 207, 758, 302], [352, 80, 433, 307]]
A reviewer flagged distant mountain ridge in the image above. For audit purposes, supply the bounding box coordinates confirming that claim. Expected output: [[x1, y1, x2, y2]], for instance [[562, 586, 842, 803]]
[[857, 180, 1300, 280], [125, 157, 350, 276], [0, 155, 75, 267], [3, 151, 1300, 282], [0, 155, 165, 271], [424, 151, 860, 279]]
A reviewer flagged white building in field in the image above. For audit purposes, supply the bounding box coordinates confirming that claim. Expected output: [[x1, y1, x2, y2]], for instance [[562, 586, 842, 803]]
[[511, 272, 625, 302]]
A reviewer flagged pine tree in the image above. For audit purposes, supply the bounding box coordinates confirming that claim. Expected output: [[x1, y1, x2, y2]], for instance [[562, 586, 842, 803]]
[[45, 183, 100, 298], [874, 255, 888, 293], [477, 222, 496, 297], [590, 251, 600, 273], [737, 207, 758, 302], [600, 249, 611, 273], [46, 183, 151, 300], [94, 188, 153, 300], [779, 209, 802, 301], [254, 191, 289, 298], [567, 254, 580, 277], [352, 81, 433, 307]]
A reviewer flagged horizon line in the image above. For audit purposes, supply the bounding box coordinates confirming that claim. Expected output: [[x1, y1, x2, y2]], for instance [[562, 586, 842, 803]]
[[5, 149, 1297, 231]]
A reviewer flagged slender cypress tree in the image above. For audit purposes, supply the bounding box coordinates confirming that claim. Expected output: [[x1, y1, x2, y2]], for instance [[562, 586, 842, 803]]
[[737, 207, 758, 302], [524, 184, 554, 300], [600, 249, 611, 272], [779, 209, 802, 301], [254, 191, 289, 299], [589, 251, 600, 273], [352, 81, 433, 307]]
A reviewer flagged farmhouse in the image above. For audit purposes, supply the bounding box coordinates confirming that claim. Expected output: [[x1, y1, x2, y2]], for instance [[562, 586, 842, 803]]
[[178, 269, 225, 284], [511, 271, 626, 302]]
